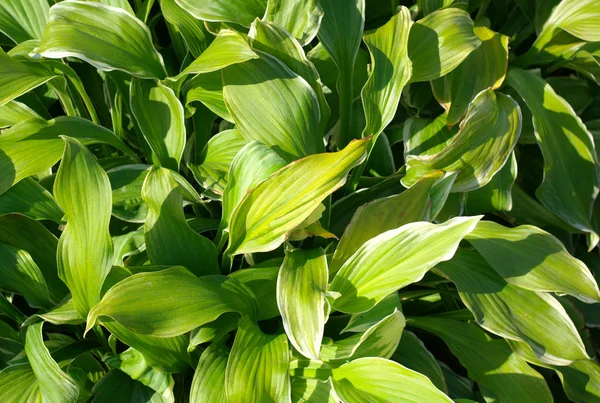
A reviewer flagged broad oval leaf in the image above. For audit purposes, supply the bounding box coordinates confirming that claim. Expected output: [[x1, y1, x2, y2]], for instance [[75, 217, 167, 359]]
[[408, 8, 481, 82], [402, 89, 522, 192], [54, 136, 113, 317], [0, 0, 48, 43], [33, 1, 166, 79], [159, 0, 212, 58], [174, 0, 267, 27], [226, 138, 369, 256], [225, 316, 289, 403], [329, 215, 481, 314], [466, 220, 600, 303], [264, 0, 323, 46], [87, 267, 258, 337], [277, 248, 328, 360], [0, 364, 41, 402], [331, 357, 452, 402], [190, 337, 228, 403]]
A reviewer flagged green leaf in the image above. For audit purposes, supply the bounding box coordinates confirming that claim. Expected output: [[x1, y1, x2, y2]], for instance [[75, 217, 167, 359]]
[[432, 26, 509, 126], [142, 167, 219, 275], [0, 48, 55, 107], [219, 141, 286, 245], [174, 0, 267, 26], [436, 249, 589, 365], [277, 248, 328, 360], [0, 0, 48, 43], [361, 6, 412, 138], [403, 114, 457, 159], [159, 0, 212, 58], [189, 129, 248, 196], [0, 364, 41, 402], [190, 337, 228, 403], [342, 292, 402, 333], [184, 71, 232, 122], [331, 357, 452, 402], [408, 8, 481, 82], [54, 136, 113, 317], [506, 68, 599, 235], [0, 177, 63, 222], [329, 215, 481, 314], [466, 220, 600, 303], [264, 0, 323, 46], [555, 359, 600, 403], [0, 116, 135, 195], [0, 243, 51, 309], [35, 298, 84, 326], [409, 317, 553, 403], [225, 316, 289, 403], [222, 51, 323, 161], [291, 377, 338, 403], [229, 260, 281, 320], [87, 267, 258, 337], [402, 89, 521, 192], [392, 331, 447, 393], [0, 100, 42, 128], [91, 369, 166, 403], [465, 152, 517, 214], [33, 1, 166, 79], [108, 165, 150, 223], [226, 138, 369, 256], [330, 172, 441, 276], [130, 79, 185, 171], [179, 29, 258, 76], [25, 322, 79, 403]]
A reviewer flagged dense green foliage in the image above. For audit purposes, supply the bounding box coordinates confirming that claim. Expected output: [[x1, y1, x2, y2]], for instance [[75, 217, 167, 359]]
[[0, 0, 599, 401]]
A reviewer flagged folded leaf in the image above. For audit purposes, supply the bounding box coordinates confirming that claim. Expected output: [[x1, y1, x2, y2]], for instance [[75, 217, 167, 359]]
[[225, 316, 289, 403], [184, 71, 232, 122], [0, 0, 48, 43], [190, 338, 228, 403], [226, 138, 369, 256], [54, 136, 113, 317], [408, 8, 481, 82], [331, 357, 452, 402], [465, 152, 517, 214], [330, 215, 481, 314], [0, 100, 42, 128], [506, 68, 599, 235], [466, 221, 600, 303], [0, 48, 55, 107], [361, 6, 412, 138], [91, 369, 165, 403], [174, 0, 267, 26], [25, 322, 79, 403], [130, 79, 185, 171], [33, 1, 166, 79], [159, 0, 212, 58], [142, 167, 219, 276], [409, 317, 553, 403], [291, 378, 338, 403], [0, 177, 63, 222], [108, 165, 150, 223], [436, 249, 589, 365], [0, 364, 41, 402], [403, 89, 521, 192], [87, 267, 258, 337], [229, 261, 281, 320], [403, 114, 457, 159], [222, 51, 323, 161], [278, 248, 328, 360], [342, 292, 402, 333], [264, 0, 323, 46]]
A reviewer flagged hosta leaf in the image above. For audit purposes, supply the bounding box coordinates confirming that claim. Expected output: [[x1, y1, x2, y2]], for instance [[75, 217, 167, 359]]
[[174, 0, 267, 26], [112, 231, 146, 265], [392, 331, 447, 393], [185, 71, 232, 122], [0, 364, 41, 403], [291, 378, 338, 403], [0, 243, 51, 309], [142, 167, 219, 275], [54, 136, 113, 317], [330, 172, 440, 276], [35, 299, 83, 326], [225, 316, 289, 403], [189, 129, 248, 196], [436, 249, 589, 365], [555, 359, 600, 403], [402, 89, 521, 192], [408, 8, 481, 82], [0, 48, 55, 107], [0, 116, 135, 195], [329, 215, 481, 314], [417, 0, 466, 15], [264, 0, 323, 46], [409, 317, 553, 403], [0, 100, 42, 128], [25, 322, 79, 403], [179, 30, 258, 76], [342, 292, 402, 333], [91, 369, 165, 403], [226, 138, 369, 256], [188, 313, 238, 351], [0, 177, 63, 222], [361, 6, 412, 138], [220, 141, 286, 244], [159, 0, 212, 58], [403, 114, 457, 159], [190, 338, 228, 403], [33, 1, 166, 79], [0, 0, 48, 43], [87, 267, 258, 337], [222, 51, 322, 161], [0, 215, 68, 301], [277, 248, 328, 360], [466, 221, 600, 303], [432, 26, 509, 126], [108, 165, 150, 223], [506, 68, 599, 235], [464, 152, 517, 214], [130, 79, 185, 171], [331, 357, 452, 402], [229, 260, 281, 320]]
